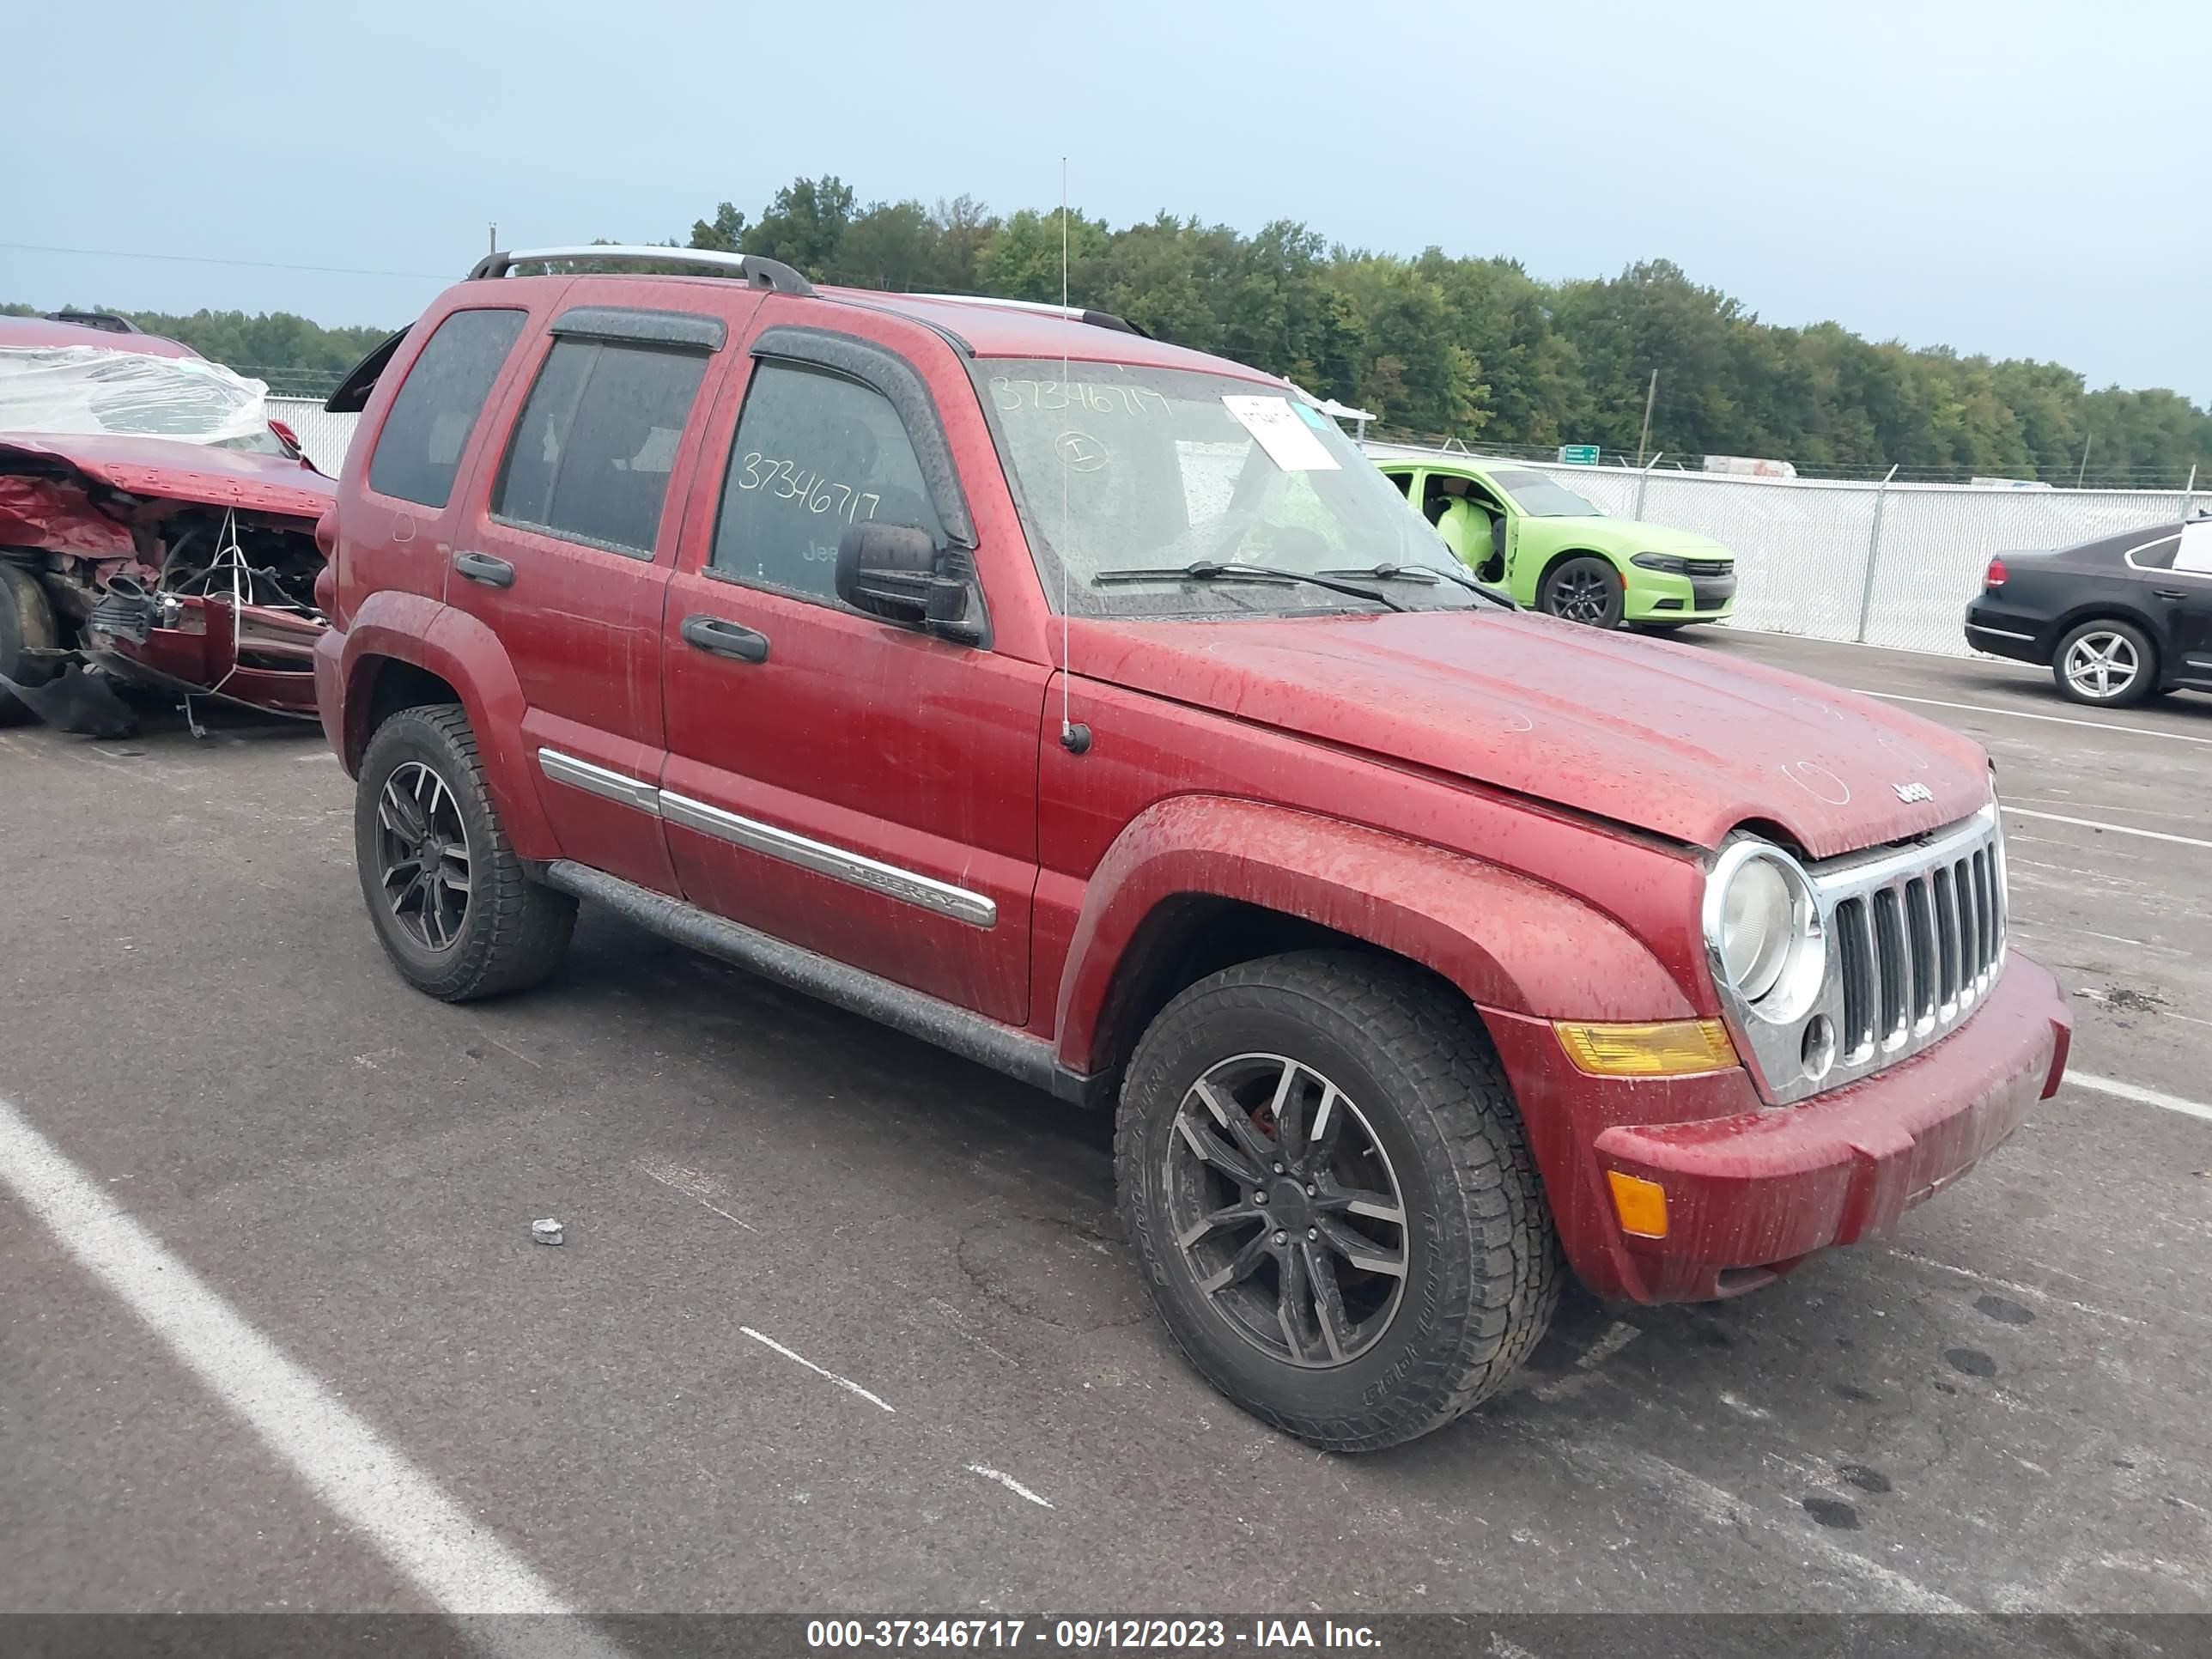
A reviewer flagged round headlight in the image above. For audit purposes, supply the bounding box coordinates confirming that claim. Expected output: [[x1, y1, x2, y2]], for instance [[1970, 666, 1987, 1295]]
[[1719, 856, 1795, 1001], [1705, 842, 1826, 1024]]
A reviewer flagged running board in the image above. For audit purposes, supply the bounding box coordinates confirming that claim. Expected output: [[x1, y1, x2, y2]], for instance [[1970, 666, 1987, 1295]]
[[540, 860, 1102, 1107]]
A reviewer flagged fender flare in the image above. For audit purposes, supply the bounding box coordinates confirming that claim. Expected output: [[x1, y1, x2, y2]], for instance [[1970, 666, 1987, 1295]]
[[1052, 795, 1695, 1075], [335, 592, 558, 859]]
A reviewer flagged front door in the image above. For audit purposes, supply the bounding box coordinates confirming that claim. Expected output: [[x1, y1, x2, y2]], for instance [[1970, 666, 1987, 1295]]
[[445, 292, 748, 895], [658, 343, 1047, 1025]]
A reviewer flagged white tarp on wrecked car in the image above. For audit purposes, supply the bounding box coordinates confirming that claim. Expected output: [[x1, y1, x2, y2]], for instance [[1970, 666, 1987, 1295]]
[[0, 345, 273, 447]]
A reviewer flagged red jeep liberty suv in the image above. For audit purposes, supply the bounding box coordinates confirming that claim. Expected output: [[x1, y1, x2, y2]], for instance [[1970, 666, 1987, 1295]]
[[313, 247, 2072, 1450]]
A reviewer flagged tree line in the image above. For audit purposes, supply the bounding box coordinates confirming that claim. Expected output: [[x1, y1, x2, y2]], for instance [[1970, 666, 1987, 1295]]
[[13, 176, 2207, 486]]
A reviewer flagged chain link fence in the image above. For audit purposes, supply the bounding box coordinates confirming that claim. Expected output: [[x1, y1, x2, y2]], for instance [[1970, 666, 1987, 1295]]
[[270, 397, 359, 478], [270, 399, 2197, 659]]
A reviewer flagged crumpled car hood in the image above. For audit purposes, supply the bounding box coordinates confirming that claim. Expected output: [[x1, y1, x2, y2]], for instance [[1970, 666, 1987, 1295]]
[[1068, 608, 1989, 858], [0, 432, 332, 524]]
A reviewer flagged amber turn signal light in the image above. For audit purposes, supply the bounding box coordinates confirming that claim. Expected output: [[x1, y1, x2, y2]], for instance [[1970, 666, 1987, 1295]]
[[1553, 1018, 1738, 1078], [1607, 1170, 1669, 1239]]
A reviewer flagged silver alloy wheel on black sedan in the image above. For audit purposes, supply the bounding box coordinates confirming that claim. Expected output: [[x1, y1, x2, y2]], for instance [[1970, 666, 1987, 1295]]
[[2053, 619, 2155, 707]]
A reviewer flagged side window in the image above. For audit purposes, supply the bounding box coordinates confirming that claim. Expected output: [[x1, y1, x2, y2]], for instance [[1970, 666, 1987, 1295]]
[[711, 362, 942, 601], [2128, 535, 2179, 571], [491, 340, 708, 556], [1382, 469, 1413, 497], [367, 308, 527, 507]]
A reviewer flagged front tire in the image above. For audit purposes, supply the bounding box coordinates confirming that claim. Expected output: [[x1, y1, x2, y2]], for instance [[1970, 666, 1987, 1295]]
[[0, 564, 60, 727], [2053, 619, 2155, 707], [1115, 951, 1562, 1451], [1538, 556, 1625, 629], [354, 704, 575, 1000]]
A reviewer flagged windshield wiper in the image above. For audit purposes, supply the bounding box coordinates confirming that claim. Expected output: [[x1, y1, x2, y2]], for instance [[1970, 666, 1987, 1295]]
[[1320, 562, 1516, 609], [1092, 561, 1407, 612]]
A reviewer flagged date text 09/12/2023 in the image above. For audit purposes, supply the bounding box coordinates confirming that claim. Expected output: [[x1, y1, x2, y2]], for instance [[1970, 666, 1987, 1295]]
[[805, 1619, 1382, 1650]]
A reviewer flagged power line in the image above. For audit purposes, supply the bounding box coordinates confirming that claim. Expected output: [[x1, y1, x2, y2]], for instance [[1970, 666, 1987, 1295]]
[[0, 241, 450, 282]]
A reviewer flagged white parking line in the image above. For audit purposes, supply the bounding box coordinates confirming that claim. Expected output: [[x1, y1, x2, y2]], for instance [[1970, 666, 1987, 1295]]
[[2067, 1072, 2212, 1125], [2004, 807, 2212, 851], [1846, 689, 2212, 746], [739, 1325, 896, 1413], [0, 1097, 623, 1654], [965, 1463, 1055, 1510]]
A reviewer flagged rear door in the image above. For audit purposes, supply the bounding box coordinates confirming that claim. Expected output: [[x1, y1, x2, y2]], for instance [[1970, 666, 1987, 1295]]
[[656, 314, 1047, 1025], [444, 283, 756, 893]]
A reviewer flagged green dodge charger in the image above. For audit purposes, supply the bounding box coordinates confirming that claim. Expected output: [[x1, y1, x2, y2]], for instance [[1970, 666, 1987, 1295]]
[[1371, 450, 1738, 629]]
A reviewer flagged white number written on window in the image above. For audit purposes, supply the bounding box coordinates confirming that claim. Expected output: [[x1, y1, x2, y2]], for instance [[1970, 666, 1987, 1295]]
[[736, 453, 881, 523]]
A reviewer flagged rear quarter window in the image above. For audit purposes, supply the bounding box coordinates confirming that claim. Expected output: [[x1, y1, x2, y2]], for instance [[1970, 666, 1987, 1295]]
[[366, 308, 528, 508]]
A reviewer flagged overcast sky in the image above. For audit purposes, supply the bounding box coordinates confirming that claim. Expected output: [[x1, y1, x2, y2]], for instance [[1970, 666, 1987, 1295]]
[[9, 1, 2204, 402]]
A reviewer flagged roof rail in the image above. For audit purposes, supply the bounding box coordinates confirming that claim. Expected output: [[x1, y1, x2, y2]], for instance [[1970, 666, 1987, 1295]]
[[469, 245, 815, 297], [45, 309, 143, 334], [907, 293, 1151, 339]]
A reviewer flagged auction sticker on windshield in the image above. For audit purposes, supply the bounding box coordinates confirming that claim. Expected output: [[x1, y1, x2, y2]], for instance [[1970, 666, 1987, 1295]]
[[1221, 395, 1340, 472]]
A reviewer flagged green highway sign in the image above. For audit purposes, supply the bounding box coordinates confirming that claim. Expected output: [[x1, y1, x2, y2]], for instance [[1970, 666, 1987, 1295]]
[[1556, 444, 1601, 465]]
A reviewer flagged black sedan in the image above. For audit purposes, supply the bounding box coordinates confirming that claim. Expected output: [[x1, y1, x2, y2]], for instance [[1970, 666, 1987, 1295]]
[[1963, 519, 2212, 707]]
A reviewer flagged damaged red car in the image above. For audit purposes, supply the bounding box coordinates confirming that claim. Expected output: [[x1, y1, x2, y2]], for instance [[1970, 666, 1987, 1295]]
[[0, 311, 337, 734]]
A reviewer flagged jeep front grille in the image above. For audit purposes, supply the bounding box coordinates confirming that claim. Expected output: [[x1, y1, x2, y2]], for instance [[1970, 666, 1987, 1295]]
[[1828, 835, 2003, 1066]]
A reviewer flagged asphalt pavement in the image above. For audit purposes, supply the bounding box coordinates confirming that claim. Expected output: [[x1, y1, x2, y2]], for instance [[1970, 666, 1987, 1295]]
[[3, 628, 2209, 1624]]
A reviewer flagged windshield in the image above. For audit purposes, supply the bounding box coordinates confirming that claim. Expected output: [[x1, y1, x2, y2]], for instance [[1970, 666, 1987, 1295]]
[[1491, 468, 1601, 519], [981, 360, 1483, 617]]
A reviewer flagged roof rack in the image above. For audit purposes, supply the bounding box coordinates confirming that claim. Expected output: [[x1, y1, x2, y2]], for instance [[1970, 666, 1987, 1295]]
[[468, 245, 815, 297], [45, 309, 143, 334], [907, 294, 1151, 339]]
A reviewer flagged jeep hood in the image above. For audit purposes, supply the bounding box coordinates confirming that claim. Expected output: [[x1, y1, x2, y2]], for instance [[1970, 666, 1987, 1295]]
[[1068, 609, 1989, 858]]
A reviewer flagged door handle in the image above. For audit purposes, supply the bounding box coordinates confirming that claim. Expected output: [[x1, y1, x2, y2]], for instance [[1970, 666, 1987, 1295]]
[[681, 614, 770, 664], [453, 550, 515, 588], [2154, 588, 2187, 600]]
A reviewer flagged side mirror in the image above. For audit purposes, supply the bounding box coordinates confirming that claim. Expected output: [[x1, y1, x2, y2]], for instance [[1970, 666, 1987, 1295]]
[[836, 522, 969, 630]]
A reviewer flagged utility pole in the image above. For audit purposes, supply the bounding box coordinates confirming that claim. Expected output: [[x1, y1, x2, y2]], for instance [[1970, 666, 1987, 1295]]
[[2075, 428, 2094, 488], [1636, 369, 1658, 468], [489, 222, 498, 256]]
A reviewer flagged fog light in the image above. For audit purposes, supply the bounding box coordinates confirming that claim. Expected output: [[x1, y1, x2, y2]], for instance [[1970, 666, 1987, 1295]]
[[1607, 1170, 1669, 1239], [1554, 1018, 1738, 1078], [1801, 1013, 1837, 1082]]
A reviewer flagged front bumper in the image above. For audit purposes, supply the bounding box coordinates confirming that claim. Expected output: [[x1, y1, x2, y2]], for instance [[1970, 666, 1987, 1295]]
[[1626, 569, 1736, 623], [1486, 952, 2070, 1303], [88, 589, 322, 718]]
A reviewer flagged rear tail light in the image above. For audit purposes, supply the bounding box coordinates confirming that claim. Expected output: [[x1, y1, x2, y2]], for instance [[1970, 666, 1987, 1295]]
[[1984, 556, 2008, 588]]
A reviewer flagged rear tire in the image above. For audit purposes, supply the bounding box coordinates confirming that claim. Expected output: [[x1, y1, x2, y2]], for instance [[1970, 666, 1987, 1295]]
[[354, 704, 575, 1000], [0, 565, 60, 727], [1115, 951, 1562, 1451], [1538, 556, 1625, 629], [2053, 619, 2155, 707]]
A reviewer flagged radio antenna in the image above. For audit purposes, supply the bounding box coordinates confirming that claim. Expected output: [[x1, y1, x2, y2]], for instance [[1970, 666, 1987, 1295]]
[[1057, 155, 1076, 750]]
